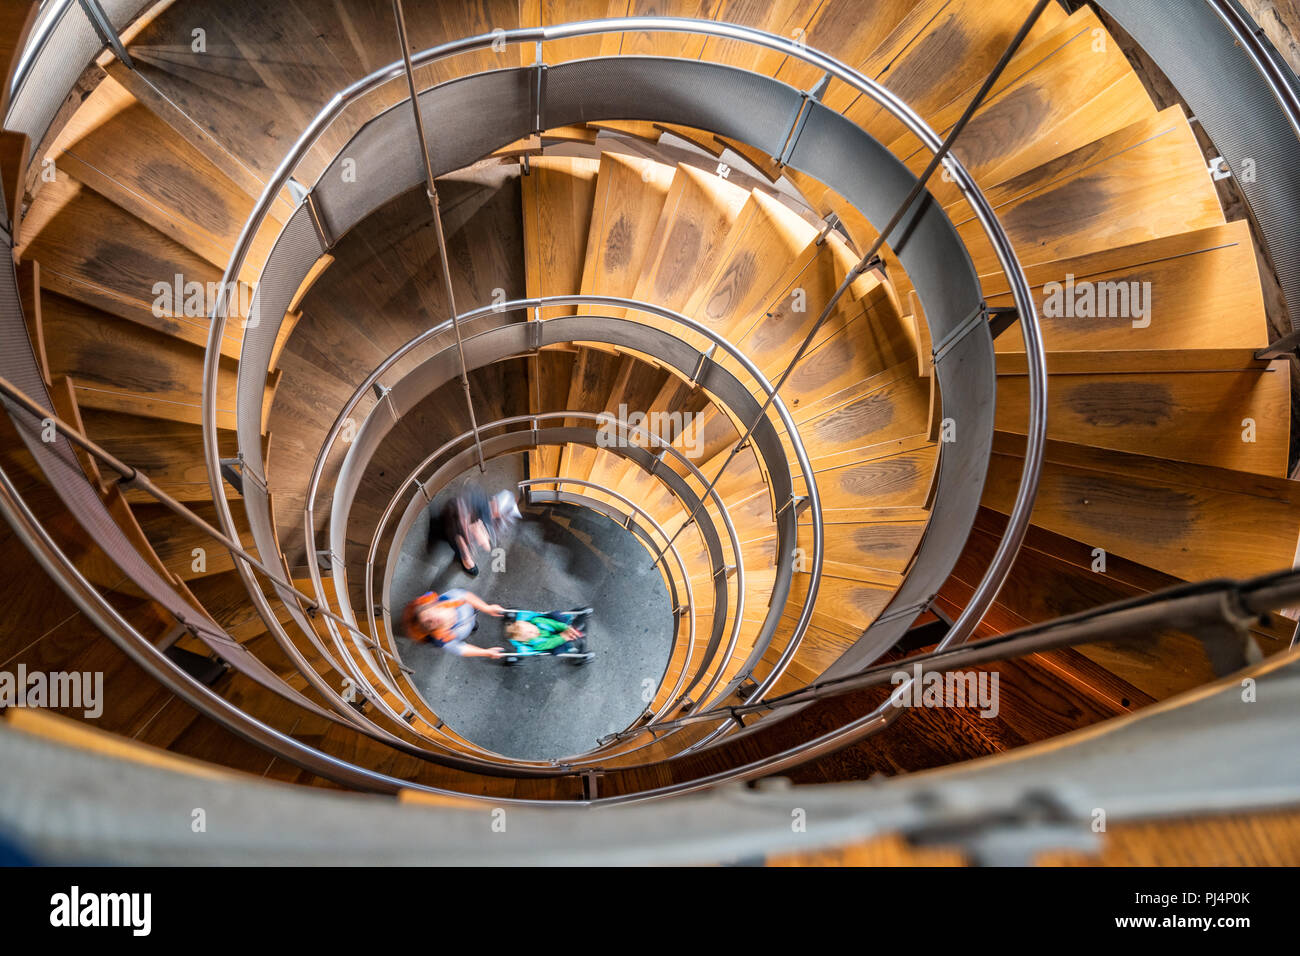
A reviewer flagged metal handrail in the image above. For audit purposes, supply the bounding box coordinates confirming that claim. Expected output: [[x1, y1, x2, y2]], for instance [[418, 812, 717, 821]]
[[359, 410, 734, 734], [7, 5, 1295, 799], [1206, 0, 1300, 143], [517, 474, 701, 723], [5, 0, 73, 120], [303, 295, 805, 720], [0, 372, 416, 681], [202, 19, 1044, 734]]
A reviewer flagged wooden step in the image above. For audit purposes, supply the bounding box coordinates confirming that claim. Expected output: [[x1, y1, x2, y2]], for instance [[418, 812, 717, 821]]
[[522, 155, 600, 318], [888, 7, 1154, 207], [131, 500, 259, 583], [939, 508, 1293, 703], [576, 153, 675, 309], [838, 0, 1071, 142], [679, 189, 820, 345], [780, 360, 932, 463], [951, 107, 1225, 275], [814, 511, 930, 578], [44, 74, 279, 283], [79, 409, 240, 503], [773, 0, 945, 98], [20, 171, 249, 360], [799, 437, 939, 519], [983, 433, 1300, 583], [994, 363, 1290, 477], [984, 220, 1269, 358], [40, 293, 265, 431], [630, 163, 750, 315]]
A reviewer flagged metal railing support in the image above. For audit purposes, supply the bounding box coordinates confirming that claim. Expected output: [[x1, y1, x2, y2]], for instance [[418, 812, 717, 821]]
[[392, 0, 485, 472]]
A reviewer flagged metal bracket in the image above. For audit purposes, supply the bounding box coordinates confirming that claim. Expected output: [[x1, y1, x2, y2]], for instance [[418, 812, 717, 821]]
[[814, 212, 842, 246], [1255, 323, 1300, 360], [412, 477, 431, 502], [714, 563, 737, 580], [218, 457, 244, 496], [871, 598, 933, 629], [736, 676, 759, 700], [528, 308, 544, 351], [932, 302, 989, 366], [152, 622, 189, 652], [371, 381, 399, 424], [776, 73, 831, 168], [531, 61, 548, 134], [688, 343, 717, 388], [76, 0, 135, 71], [776, 493, 808, 517], [580, 769, 601, 800], [315, 549, 334, 572], [987, 306, 1020, 340], [855, 254, 886, 278], [293, 184, 334, 251]]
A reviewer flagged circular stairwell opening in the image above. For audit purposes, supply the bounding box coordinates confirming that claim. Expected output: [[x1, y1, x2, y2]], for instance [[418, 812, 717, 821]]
[[388, 454, 674, 759]]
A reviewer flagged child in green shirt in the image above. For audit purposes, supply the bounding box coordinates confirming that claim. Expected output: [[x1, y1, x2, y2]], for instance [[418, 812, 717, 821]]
[[503, 607, 593, 661]]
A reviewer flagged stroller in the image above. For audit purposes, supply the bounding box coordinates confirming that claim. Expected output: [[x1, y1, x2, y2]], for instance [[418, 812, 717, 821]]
[[499, 607, 594, 666]]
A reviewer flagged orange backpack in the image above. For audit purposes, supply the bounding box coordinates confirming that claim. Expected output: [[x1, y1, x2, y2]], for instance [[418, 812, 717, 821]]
[[402, 592, 468, 644]]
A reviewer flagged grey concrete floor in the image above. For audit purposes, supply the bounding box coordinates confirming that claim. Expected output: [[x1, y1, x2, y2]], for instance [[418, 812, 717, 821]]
[[389, 456, 673, 760]]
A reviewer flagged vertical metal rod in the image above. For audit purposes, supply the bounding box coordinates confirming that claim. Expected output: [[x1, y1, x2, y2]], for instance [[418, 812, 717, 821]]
[[660, 0, 1053, 554], [392, 0, 485, 471], [76, 0, 135, 71]]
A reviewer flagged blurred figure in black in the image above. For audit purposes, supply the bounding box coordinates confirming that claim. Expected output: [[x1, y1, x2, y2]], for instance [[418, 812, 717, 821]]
[[438, 485, 522, 576]]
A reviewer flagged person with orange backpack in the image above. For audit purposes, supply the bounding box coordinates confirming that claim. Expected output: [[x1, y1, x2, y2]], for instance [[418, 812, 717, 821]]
[[401, 588, 506, 658]]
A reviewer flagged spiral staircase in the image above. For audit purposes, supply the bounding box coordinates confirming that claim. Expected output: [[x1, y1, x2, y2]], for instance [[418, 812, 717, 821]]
[[2, 0, 1300, 865]]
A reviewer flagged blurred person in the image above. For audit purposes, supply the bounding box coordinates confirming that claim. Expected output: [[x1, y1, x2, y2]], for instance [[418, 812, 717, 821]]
[[402, 588, 505, 658], [439, 486, 522, 575]]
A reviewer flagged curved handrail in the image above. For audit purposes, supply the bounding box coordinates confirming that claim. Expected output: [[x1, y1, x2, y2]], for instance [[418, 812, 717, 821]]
[[185, 16, 1042, 785], [362, 411, 733, 740], [364, 413, 729, 726], [303, 295, 790, 707], [517, 474, 701, 725], [1205, 0, 1300, 141], [201, 19, 1042, 717]]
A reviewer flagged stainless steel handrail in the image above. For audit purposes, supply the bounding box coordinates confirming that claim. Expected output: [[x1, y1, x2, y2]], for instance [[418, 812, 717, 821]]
[[5, 0, 74, 120], [360, 410, 730, 733], [4, 4, 1295, 802], [1206, 0, 1300, 143], [304, 295, 801, 718], [202, 19, 1043, 729], [517, 474, 700, 723]]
